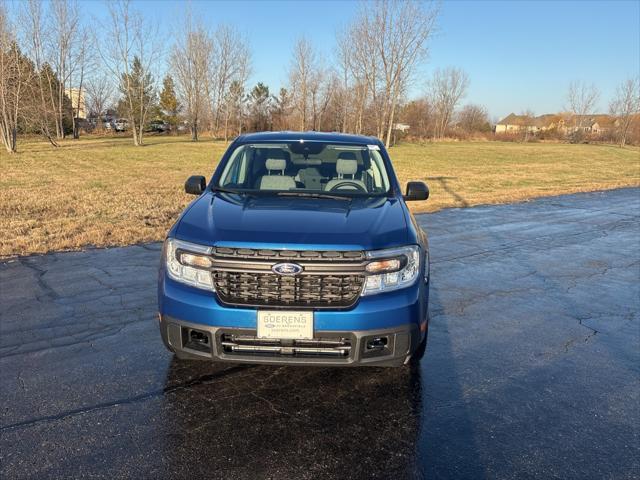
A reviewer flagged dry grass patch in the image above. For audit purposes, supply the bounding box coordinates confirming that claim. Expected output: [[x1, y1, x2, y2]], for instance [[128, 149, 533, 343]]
[[392, 141, 640, 212], [1, 136, 638, 257], [2, 136, 225, 258]]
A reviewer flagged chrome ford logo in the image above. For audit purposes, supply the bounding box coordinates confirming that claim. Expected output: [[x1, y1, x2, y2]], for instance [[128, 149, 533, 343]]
[[271, 263, 303, 276]]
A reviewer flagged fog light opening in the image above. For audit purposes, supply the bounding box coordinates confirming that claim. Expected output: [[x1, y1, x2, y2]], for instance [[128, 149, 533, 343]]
[[182, 327, 212, 353], [189, 329, 209, 345], [366, 336, 388, 350]]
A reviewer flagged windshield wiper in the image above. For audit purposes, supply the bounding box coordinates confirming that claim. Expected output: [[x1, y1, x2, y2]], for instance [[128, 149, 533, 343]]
[[275, 191, 353, 202], [213, 186, 258, 196]]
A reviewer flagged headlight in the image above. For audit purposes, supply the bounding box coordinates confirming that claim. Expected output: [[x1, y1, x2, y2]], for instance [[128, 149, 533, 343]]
[[362, 245, 421, 296], [164, 238, 215, 291]]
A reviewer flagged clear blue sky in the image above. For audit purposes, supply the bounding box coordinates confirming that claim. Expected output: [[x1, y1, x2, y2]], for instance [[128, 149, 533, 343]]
[[83, 0, 640, 120]]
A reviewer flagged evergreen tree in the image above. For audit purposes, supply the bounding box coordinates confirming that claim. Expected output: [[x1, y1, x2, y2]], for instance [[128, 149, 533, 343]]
[[273, 87, 291, 130], [118, 56, 155, 145], [224, 80, 245, 140], [248, 82, 271, 131], [159, 75, 180, 132]]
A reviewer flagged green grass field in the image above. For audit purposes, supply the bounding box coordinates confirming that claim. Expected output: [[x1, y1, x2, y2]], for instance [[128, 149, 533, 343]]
[[1, 135, 638, 258]]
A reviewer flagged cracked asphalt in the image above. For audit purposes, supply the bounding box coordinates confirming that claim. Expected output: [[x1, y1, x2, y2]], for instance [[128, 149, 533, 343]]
[[1, 188, 639, 479]]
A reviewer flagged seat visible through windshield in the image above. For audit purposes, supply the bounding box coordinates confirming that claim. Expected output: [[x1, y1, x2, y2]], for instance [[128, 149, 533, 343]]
[[217, 142, 391, 196]]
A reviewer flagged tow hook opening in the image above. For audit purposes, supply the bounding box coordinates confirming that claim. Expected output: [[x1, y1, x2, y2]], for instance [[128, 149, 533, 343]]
[[361, 335, 393, 360], [182, 327, 212, 353], [366, 336, 388, 350]]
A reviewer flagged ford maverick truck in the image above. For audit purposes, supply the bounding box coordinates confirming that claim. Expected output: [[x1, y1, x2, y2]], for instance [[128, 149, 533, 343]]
[[158, 132, 430, 366]]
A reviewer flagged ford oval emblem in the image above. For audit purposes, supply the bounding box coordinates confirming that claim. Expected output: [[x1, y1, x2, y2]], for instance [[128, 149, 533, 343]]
[[272, 263, 303, 276]]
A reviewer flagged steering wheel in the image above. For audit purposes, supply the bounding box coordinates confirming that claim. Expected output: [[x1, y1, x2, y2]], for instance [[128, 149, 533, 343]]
[[328, 181, 367, 193]]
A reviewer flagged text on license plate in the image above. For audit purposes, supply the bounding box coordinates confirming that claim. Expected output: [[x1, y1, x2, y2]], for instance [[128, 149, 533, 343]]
[[257, 311, 314, 339]]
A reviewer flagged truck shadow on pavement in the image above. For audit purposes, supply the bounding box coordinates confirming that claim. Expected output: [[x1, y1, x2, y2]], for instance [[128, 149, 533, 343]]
[[426, 176, 470, 208], [155, 288, 485, 480]]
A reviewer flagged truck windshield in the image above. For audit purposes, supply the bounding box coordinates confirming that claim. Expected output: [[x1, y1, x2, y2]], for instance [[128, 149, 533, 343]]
[[216, 142, 391, 196]]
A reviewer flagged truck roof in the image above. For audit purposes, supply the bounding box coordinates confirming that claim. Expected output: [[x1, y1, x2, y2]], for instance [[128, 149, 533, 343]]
[[235, 131, 381, 145]]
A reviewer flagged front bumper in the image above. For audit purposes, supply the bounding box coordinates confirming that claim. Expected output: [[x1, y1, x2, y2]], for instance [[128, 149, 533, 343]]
[[160, 315, 420, 367], [158, 274, 429, 367]]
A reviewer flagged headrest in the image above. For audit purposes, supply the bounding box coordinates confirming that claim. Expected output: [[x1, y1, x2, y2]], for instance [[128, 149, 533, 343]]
[[266, 158, 286, 171], [338, 151, 357, 161], [336, 158, 357, 175]]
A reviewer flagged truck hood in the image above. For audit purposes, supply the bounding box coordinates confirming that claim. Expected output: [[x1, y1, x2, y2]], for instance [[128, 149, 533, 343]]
[[174, 192, 408, 251]]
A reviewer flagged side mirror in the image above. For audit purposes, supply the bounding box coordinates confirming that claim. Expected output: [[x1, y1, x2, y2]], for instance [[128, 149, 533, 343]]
[[185, 175, 206, 195], [404, 181, 429, 201]]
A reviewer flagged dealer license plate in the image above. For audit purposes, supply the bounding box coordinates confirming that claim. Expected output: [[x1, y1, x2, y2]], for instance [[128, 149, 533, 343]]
[[257, 311, 314, 340]]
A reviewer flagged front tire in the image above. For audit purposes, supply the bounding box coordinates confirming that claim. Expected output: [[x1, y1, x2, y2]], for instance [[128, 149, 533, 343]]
[[408, 315, 429, 365]]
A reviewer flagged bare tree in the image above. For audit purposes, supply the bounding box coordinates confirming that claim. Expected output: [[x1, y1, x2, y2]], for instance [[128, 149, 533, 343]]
[[220, 47, 250, 141], [398, 98, 433, 138], [309, 66, 327, 131], [609, 77, 640, 147], [312, 70, 339, 131], [566, 80, 600, 131], [348, 10, 380, 136], [50, 0, 80, 139], [289, 36, 319, 131], [335, 29, 353, 133], [20, 0, 59, 146], [352, 80, 368, 134], [211, 25, 250, 136], [68, 25, 89, 139], [429, 67, 469, 139], [171, 14, 214, 141], [346, 0, 438, 146], [338, 24, 370, 135], [458, 104, 490, 134], [100, 0, 160, 146], [85, 73, 114, 130], [519, 109, 536, 143], [0, 5, 31, 153]]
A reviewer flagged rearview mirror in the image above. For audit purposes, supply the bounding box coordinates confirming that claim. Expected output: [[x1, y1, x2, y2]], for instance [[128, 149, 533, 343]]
[[185, 175, 206, 195], [404, 181, 429, 201]]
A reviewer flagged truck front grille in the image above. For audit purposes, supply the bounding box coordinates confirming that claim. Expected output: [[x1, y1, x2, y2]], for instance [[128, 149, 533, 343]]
[[213, 271, 364, 308], [210, 248, 366, 308]]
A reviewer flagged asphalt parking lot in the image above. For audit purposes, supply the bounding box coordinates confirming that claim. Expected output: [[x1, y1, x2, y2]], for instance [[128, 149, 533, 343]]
[[1, 188, 639, 479]]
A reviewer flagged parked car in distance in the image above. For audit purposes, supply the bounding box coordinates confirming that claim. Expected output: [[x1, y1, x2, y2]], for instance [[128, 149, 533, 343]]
[[114, 118, 128, 132], [148, 120, 170, 133], [158, 132, 431, 367]]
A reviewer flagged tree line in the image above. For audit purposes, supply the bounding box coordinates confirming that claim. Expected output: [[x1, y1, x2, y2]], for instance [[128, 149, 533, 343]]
[[1, 0, 638, 154]]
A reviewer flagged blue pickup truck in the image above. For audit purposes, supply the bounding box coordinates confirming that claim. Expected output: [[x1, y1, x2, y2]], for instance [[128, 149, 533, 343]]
[[158, 132, 430, 367]]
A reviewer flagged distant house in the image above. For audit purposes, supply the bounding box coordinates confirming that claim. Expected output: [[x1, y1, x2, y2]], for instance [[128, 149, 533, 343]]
[[496, 112, 617, 135], [495, 113, 526, 133], [495, 113, 559, 133], [560, 114, 619, 134], [535, 114, 563, 131], [65, 88, 87, 120]]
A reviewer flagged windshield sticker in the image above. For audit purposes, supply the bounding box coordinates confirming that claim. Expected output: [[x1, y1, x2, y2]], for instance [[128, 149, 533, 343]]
[[367, 144, 380, 151]]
